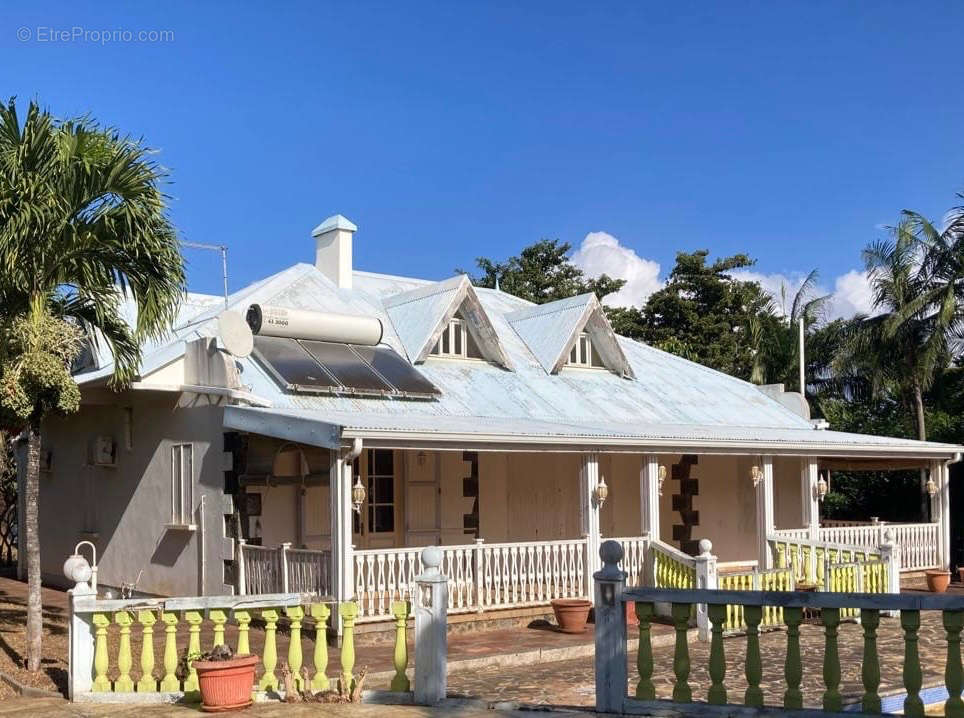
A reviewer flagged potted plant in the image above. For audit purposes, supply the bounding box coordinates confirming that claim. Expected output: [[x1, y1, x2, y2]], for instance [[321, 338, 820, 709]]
[[926, 569, 951, 593], [551, 598, 592, 633], [179, 644, 258, 712]]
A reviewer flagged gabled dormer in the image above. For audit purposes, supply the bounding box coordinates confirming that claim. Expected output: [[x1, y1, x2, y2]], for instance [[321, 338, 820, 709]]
[[506, 293, 635, 378], [383, 275, 512, 368]]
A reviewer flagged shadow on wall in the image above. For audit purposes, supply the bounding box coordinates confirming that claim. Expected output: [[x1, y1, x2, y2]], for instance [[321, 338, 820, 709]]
[[151, 530, 193, 568]]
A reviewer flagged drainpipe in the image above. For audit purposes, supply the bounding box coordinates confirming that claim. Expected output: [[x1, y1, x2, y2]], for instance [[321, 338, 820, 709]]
[[198, 495, 207, 596]]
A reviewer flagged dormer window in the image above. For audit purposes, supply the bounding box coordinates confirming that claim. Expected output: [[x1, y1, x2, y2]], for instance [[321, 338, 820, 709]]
[[567, 332, 605, 369], [430, 317, 484, 359]]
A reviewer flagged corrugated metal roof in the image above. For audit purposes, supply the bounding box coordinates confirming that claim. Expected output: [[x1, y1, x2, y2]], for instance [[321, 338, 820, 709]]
[[81, 263, 963, 457]]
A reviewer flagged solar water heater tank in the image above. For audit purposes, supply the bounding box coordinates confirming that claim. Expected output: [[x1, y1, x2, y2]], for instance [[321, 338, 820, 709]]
[[245, 304, 384, 346]]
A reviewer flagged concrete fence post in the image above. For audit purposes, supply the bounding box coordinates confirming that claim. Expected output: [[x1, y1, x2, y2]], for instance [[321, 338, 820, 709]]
[[594, 540, 627, 715], [64, 552, 97, 700], [236, 539, 247, 596], [414, 546, 448, 705], [280, 542, 291, 593], [694, 539, 718, 642]]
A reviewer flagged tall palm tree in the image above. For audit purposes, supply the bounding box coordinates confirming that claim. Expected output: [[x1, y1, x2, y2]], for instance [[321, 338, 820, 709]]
[[0, 99, 184, 671]]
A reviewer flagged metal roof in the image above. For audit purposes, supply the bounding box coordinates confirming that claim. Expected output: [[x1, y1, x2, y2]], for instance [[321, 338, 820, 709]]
[[80, 263, 963, 459]]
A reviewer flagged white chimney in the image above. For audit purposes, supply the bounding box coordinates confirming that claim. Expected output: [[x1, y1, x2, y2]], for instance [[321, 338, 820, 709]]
[[311, 214, 357, 289]]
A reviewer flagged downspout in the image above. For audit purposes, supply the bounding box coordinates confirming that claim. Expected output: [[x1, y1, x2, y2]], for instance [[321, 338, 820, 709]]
[[198, 494, 207, 596]]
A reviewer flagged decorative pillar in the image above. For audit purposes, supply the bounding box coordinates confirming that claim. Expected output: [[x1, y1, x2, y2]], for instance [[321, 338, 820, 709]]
[[640, 456, 661, 539], [414, 547, 447, 705], [65, 554, 97, 699], [800, 458, 820, 540], [580, 453, 602, 596], [694, 539, 718, 642], [329, 452, 355, 635], [932, 461, 952, 570], [756, 456, 775, 569], [594, 540, 627, 715]]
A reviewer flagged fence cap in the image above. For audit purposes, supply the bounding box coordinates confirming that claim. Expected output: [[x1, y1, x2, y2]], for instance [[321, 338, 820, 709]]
[[420, 546, 442, 573]]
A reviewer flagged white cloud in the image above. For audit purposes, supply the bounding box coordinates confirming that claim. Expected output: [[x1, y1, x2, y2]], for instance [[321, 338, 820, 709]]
[[731, 268, 876, 319], [570, 231, 662, 308]]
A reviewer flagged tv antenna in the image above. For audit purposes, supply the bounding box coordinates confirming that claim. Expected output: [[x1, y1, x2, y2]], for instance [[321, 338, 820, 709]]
[[180, 241, 229, 308]]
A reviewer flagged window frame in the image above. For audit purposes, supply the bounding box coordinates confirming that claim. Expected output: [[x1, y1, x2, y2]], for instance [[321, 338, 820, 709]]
[[169, 443, 196, 529], [429, 317, 484, 360], [566, 332, 606, 369]]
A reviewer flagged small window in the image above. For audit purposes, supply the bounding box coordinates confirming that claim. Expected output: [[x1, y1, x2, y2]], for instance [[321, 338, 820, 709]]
[[567, 332, 606, 368], [171, 443, 194, 525], [430, 317, 483, 359], [366, 449, 395, 533]]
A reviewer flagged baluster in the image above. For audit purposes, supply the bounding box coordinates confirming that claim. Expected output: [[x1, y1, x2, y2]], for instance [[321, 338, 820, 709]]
[[160, 612, 180, 691], [744, 604, 763, 707], [944, 610, 964, 718], [286, 606, 305, 691], [183, 610, 203, 698], [235, 610, 251, 655], [92, 612, 111, 691], [901, 610, 924, 717], [707, 603, 727, 705], [634, 601, 655, 700], [783, 606, 803, 709], [861, 609, 881, 713], [210, 609, 227, 649], [136, 611, 157, 692], [340, 602, 358, 694], [258, 609, 280, 691], [114, 611, 134, 692], [391, 600, 410, 692], [671, 603, 692, 702], [309, 603, 331, 692]]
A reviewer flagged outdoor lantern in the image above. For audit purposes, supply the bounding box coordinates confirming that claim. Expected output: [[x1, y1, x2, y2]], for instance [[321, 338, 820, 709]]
[[595, 475, 609, 507], [658, 465, 667, 496], [926, 475, 938, 497], [750, 465, 763, 487], [351, 475, 366, 514], [816, 474, 828, 502]]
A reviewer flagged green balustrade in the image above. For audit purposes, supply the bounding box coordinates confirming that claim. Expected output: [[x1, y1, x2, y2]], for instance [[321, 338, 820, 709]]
[[114, 611, 134, 692], [91, 612, 111, 692], [822, 607, 842, 712], [743, 605, 763, 708], [210, 609, 227, 649], [160, 612, 180, 691], [391, 600, 410, 692], [861, 608, 881, 714], [136, 610, 157, 692], [340, 602, 358, 695], [259, 609, 280, 691], [902, 609, 924, 717], [707, 603, 727, 705], [635, 602, 655, 700], [783, 606, 803, 710], [234, 610, 251, 655], [309, 603, 331, 693], [286, 606, 305, 691], [183, 610, 203, 699], [945, 610, 964, 718], [670, 603, 691, 703]]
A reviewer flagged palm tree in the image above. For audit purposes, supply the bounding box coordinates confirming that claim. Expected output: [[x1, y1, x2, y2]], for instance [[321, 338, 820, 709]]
[[0, 99, 184, 671]]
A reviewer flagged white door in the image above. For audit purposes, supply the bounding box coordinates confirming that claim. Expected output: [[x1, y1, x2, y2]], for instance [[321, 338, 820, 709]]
[[353, 449, 400, 550], [406, 452, 440, 546]]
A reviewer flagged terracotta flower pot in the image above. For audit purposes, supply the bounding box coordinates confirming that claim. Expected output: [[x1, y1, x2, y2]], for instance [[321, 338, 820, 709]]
[[551, 598, 592, 633], [194, 654, 258, 712], [926, 570, 951, 594]]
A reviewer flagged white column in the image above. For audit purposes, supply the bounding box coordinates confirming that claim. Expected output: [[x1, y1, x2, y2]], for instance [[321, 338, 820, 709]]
[[580, 452, 602, 596], [640, 455, 661, 539], [414, 547, 448, 705], [756, 456, 775, 568], [800, 458, 820, 540], [931, 460, 951, 570], [329, 452, 354, 634]]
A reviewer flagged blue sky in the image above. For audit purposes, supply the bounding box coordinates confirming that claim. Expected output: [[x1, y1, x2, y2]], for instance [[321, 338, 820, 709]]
[[3, 2, 963, 315]]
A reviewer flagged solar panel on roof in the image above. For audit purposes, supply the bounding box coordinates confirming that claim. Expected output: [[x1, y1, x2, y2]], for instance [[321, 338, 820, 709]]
[[252, 336, 339, 392], [350, 345, 441, 397], [301, 340, 394, 395]]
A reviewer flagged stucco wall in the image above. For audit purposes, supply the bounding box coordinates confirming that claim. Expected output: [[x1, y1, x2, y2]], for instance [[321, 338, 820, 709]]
[[39, 395, 232, 596]]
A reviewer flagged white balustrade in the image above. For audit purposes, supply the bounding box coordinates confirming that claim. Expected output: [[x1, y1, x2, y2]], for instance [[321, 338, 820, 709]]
[[773, 522, 940, 573], [612, 535, 649, 586]]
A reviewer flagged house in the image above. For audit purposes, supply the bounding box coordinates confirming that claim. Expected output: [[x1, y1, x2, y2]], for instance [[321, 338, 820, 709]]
[[26, 215, 961, 625]]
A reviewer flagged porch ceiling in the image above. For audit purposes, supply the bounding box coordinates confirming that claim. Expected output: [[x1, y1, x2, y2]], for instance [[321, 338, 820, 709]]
[[222, 405, 963, 460]]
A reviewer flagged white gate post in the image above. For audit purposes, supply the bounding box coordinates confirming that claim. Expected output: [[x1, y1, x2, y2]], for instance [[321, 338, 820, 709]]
[[64, 553, 96, 700], [236, 538, 247, 595], [694, 539, 718, 642], [594, 540, 627, 714], [414, 547, 448, 705]]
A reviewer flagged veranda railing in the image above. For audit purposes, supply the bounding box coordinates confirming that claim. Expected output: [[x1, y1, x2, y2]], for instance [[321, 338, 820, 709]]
[[772, 523, 941, 572], [593, 539, 964, 717]]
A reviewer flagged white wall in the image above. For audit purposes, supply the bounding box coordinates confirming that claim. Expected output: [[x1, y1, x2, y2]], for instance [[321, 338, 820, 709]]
[[40, 395, 232, 596]]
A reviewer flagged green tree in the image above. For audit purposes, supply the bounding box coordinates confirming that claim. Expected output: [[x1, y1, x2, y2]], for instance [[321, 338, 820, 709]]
[[0, 99, 185, 671], [460, 238, 626, 304], [639, 251, 773, 379]]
